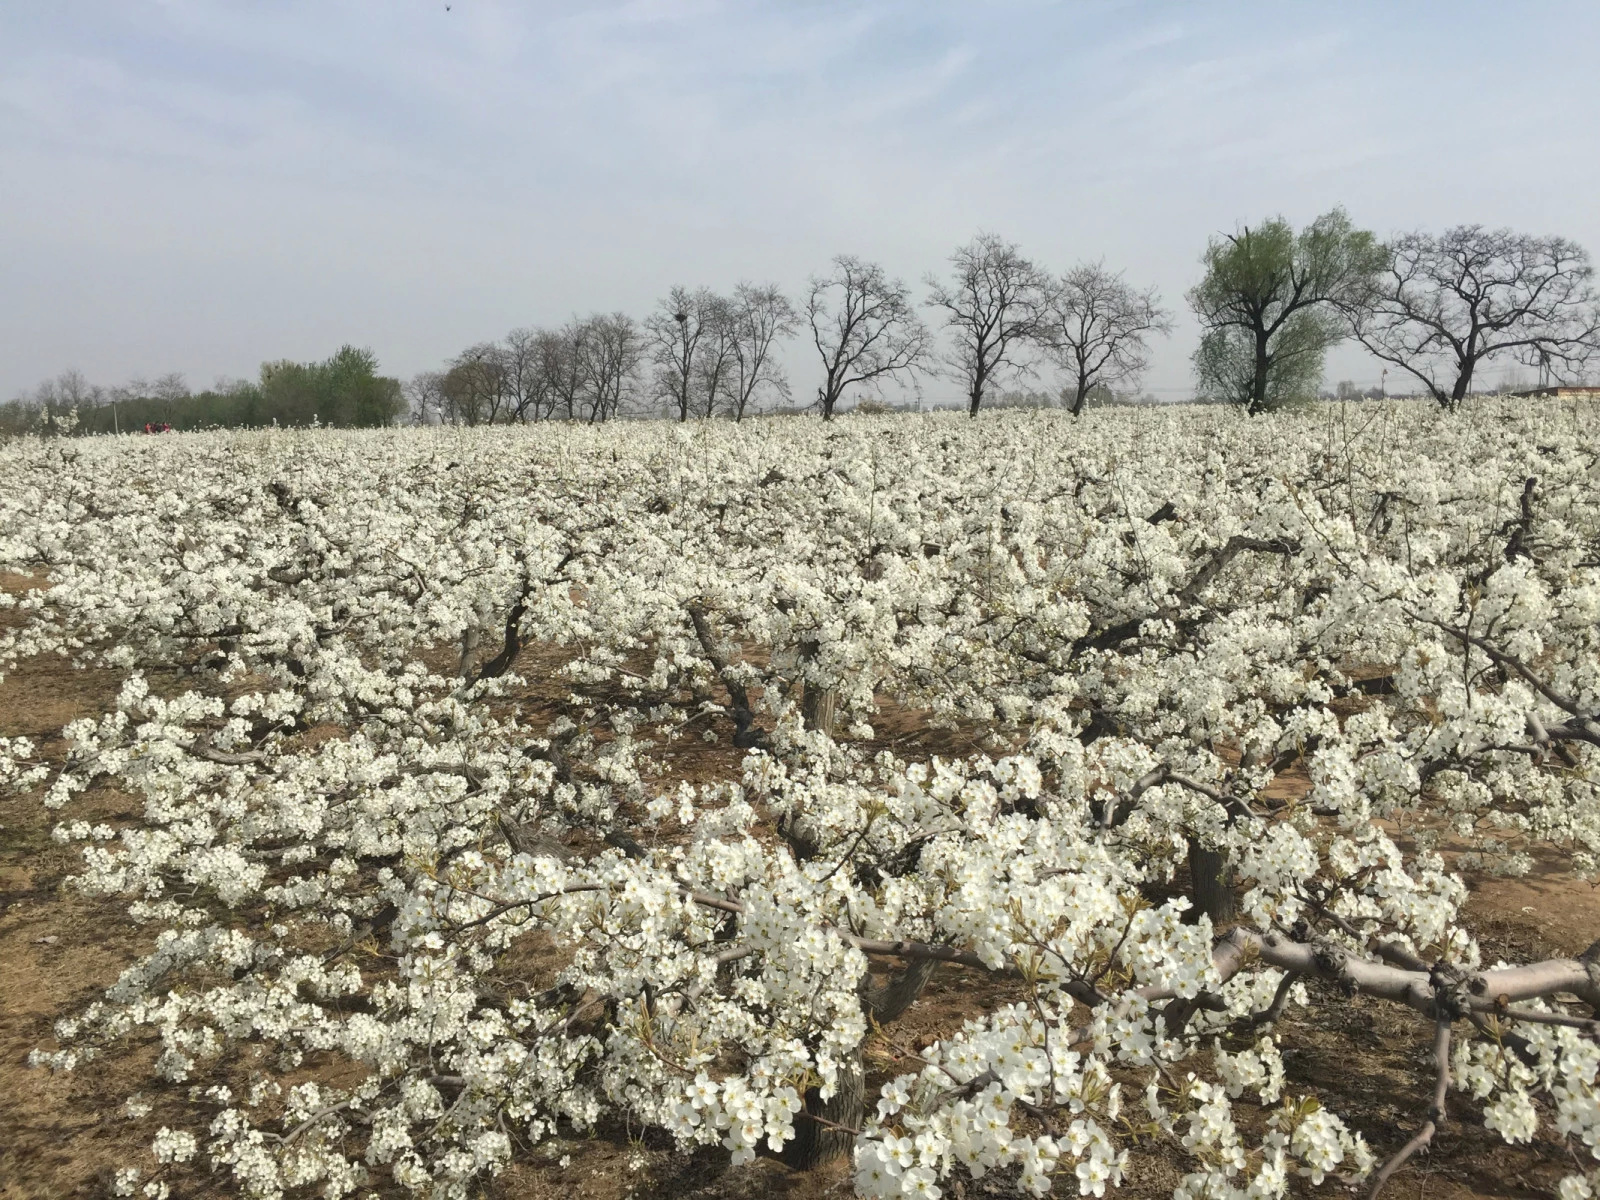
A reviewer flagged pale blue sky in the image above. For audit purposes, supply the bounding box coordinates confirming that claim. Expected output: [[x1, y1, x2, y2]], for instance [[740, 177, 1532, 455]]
[[3, 1, 1598, 404]]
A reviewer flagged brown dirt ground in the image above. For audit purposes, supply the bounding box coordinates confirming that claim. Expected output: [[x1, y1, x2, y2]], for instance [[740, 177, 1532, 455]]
[[0, 576, 1592, 1200]]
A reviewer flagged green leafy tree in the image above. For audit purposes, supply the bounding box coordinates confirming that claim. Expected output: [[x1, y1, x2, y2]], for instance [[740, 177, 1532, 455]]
[[1189, 209, 1384, 414], [1193, 312, 1330, 412], [259, 346, 403, 428], [11, 350, 402, 435]]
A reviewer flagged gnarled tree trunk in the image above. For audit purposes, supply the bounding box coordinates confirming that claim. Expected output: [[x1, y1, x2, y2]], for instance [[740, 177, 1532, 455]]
[[799, 639, 838, 737], [780, 1052, 864, 1169], [779, 960, 937, 1169], [1188, 842, 1238, 926], [801, 681, 838, 737]]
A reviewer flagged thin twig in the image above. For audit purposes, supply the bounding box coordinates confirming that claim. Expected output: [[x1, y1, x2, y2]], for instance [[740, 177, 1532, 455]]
[[1368, 1016, 1451, 1200], [1233, 970, 1300, 1031]]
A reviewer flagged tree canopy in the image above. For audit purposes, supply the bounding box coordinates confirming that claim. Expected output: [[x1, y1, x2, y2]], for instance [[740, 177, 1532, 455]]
[[1350, 226, 1600, 409], [1188, 210, 1385, 414]]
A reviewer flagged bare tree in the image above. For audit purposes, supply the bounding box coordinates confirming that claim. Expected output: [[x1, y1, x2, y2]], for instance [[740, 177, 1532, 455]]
[[721, 282, 797, 421], [23, 369, 103, 431], [1348, 226, 1600, 409], [53, 368, 98, 410], [442, 343, 509, 426], [808, 256, 929, 421], [646, 287, 720, 422], [146, 372, 190, 422], [546, 323, 586, 421], [1045, 263, 1172, 416], [574, 313, 641, 423], [927, 233, 1047, 417], [151, 372, 189, 403], [501, 327, 554, 422], [437, 368, 475, 426], [110, 376, 152, 406], [405, 371, 447, 425], [693, 294, 736, 419]]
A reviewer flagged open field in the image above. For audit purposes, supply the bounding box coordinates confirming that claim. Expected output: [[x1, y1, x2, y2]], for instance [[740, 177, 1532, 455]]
[[3, 402, 1600, 1200]]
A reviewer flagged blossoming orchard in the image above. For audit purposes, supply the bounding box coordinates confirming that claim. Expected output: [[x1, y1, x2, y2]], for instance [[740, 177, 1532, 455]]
[[4, 399, 1600, 1200]]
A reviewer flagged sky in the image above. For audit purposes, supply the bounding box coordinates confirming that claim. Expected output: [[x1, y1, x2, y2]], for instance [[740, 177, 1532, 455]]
[[3, 0, 1599, 407]]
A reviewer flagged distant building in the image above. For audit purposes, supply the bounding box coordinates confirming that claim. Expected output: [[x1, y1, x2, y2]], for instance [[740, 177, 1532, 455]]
[[1511, 385, 1600, 398]]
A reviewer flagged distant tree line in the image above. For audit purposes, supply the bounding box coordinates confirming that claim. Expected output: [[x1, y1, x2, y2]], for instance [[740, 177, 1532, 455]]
[[411, 284, 803, 427], [412, 216, 1600, 424], [2, 346, 404, 437], [9, 217, 1598, 435], [413, 246, 1175, 426]]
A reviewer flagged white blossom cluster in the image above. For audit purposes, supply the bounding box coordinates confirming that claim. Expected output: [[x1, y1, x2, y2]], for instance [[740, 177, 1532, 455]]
[[2, 400, 1598, 1198]]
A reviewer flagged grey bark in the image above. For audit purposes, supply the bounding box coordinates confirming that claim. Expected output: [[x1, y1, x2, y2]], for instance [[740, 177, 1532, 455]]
[[1187, 842, 1238, 926], [780, 960, 937, 1169], [780, 1051, 864, 1169], [801, 681, 838, 737]]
